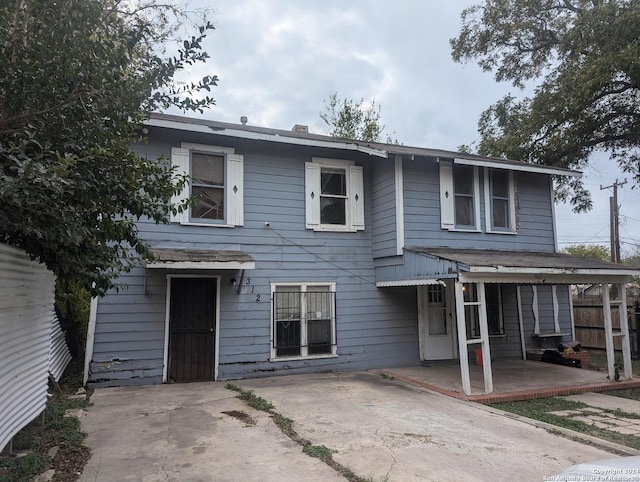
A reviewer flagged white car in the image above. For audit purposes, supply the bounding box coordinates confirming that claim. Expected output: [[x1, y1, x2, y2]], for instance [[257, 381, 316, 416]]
[[550, 456, 640, 481]]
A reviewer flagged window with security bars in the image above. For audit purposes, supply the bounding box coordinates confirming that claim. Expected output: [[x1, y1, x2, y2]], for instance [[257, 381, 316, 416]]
[[272, 284, 336, 358]]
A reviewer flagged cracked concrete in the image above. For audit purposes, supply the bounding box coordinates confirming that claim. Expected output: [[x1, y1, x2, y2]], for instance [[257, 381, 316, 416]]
[[80, 372, 622, 481]]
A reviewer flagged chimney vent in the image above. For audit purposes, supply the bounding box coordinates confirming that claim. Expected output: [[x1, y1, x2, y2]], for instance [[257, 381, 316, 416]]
[[240, 116, 248, 125], [292, 124, 308, 133]]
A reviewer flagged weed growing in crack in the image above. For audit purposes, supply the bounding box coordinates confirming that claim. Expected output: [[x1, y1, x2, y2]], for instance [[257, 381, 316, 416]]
[[302, 443, 333, 459], [225, 384, 274, 411]]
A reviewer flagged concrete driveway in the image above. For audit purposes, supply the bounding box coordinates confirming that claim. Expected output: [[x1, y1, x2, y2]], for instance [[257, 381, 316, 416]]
[[80, 371, 616, 481]]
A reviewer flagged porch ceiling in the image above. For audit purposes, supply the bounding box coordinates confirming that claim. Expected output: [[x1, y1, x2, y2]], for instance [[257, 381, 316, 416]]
[[375, 247, 640, 286], [146, 248, 255, 270]]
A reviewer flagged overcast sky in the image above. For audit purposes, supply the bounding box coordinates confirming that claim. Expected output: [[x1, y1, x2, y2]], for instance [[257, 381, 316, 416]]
[[175, 0, 640, 257]]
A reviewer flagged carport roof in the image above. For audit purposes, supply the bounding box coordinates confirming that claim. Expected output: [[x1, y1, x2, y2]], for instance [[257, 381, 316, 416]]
[[375, 247, 640, 286], [146, 248, 255, 270]]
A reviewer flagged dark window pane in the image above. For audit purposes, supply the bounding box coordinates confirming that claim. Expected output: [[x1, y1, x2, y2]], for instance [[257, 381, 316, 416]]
[[276, 320, 301, 357], [493, 199, 509, 228], [453, 166, 473, 194], [192, 153, 224, 186], [307, 319, 331, 354], [492, 170, 509, 198], [192, 186, 224, 220], [320, 197, 346, 225], [321, 168, 346, 195], [485, 285, 503, 335]]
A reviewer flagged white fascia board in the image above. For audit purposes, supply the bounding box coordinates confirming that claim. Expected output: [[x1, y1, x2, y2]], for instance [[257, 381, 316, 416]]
[[468, 266, 640, 277], [376, 279, 447, 288], [459, 272, 632, 285], [147, 260, 256, 270], [146, 117, 388, 158], [453, 157, 581, 178]]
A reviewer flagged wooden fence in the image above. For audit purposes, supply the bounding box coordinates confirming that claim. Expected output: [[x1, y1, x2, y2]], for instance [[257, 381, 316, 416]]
[[573, 298, 640, 357]]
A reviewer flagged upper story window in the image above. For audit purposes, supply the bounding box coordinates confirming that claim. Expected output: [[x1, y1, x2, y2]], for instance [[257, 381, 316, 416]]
[[484, 168, 516, 233], [305, 158, 364, 231], [439, 161, 480, 231], [170, 143, 244, 227]]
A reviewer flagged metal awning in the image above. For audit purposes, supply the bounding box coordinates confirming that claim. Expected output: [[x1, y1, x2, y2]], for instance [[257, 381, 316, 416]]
[[146, 248, 255, 270], [376, 247, 640, 286]]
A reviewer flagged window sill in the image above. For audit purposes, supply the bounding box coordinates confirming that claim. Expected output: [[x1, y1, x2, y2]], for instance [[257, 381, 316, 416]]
[[446, 227, 481, 233], [311, 226, 358, 233], [178, 221, 236, 228], [269, 353, 338, 362], [486, 229, 517, 235]]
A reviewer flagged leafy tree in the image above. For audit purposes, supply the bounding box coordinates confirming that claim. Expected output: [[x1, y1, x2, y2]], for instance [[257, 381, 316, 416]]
[[0, 0, 217, 295], [320, 92, 397, 143], [561, 244, 611, 261], [451, 0, 640, 212]]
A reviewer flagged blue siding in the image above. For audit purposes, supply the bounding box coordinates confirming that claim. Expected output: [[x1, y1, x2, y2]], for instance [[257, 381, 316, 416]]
[[371, 159, 397, 258], [90, 134, 419, 386], [402, 159, 556, 251]]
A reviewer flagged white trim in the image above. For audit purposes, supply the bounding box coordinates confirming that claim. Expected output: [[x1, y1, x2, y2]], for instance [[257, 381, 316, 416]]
[[532, 286, 540, 335], [484, 168, 517, 234], [454, 157, 581, 177], [568, 290, 576, 341], [550, 177, 559, 250], [181, 142, 235, 154], [163, 274, 221, 383], [376, 279, 447, 288], [552, 285, 561, 333], [454, 281, 471, 395], [146, 117, 388, 158], [459, 272, 633, 285], [147, 260, 255, 270], [477, 282, 493, 394], [602, 284, 616, 381], [395, 155, 405, 256], [468, 265, 640, 276], [83, 296, 99, 386]]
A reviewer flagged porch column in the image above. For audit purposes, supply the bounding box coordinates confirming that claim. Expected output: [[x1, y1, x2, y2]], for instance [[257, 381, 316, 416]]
[[618, 283, 633, 379], [454, 281, 493, 395], [602, 284, 616, 381], [477, 282, 493, 394], [454, 281, 472, 395], [516, 286, 526, 360]]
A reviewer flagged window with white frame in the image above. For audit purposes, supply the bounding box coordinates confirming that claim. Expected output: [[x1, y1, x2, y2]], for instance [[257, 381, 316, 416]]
[[170, 143, 244, 226], [305, 159, 364, 231], [485, 168, 516, 233], [271, 283, 337, 358], [440, 161, 480, 231]]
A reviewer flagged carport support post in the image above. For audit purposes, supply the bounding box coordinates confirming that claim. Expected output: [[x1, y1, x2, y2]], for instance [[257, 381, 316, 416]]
[[619, 283, 633, 379], [477, 282, 493, 394], [454, 281, 472, 395], [602, 284, 616, 381]]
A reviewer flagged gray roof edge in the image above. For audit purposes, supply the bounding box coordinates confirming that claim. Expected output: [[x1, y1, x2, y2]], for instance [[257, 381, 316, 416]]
[[146, 113, 579, 176]]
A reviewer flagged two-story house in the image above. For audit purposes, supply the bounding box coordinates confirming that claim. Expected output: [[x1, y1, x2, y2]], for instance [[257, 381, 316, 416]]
[[84, 113, 638, 395]]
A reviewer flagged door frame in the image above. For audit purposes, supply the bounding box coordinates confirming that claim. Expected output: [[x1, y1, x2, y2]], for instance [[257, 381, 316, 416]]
[[418, 282, 458, 361], [163, 274, 221, 383]]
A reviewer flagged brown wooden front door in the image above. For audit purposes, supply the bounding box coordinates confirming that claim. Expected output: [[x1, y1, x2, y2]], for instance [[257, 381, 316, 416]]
[[169, 278, 216, 382]]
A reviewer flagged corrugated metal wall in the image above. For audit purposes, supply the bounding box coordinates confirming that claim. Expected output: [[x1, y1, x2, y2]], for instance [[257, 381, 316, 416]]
[[50, 314, 72, 382], [0, 243, 55, 452]]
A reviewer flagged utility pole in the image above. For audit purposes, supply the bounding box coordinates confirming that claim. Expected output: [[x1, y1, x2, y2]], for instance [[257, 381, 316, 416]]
[[600, 179, 627, 263]]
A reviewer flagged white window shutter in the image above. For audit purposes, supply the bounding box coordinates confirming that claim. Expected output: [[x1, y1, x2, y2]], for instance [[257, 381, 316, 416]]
[[226, 154, 244, 226], [439, 162, 454, 229], [170, 147, 190, 223], [305, 162, 320, 229], [349, 165, 365, 230]]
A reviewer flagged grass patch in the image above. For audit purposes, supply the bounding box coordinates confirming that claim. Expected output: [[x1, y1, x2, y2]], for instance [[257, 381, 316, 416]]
[[302, 443, 333, 459], [491, 397, 640, 451], [588, 353, 640, 374], [607, 388, 640, 401], [0, 395, 90, 482], [225, 383, 274, 411]]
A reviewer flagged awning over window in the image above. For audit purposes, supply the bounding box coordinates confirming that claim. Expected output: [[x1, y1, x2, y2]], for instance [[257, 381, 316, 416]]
[[375, 247, 640, 286], [146, 248, 255, 270]]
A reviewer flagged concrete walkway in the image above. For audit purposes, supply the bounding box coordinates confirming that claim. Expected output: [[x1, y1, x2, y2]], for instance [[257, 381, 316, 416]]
[[79, 372, 623, 481], [551, 393, 640, 437]]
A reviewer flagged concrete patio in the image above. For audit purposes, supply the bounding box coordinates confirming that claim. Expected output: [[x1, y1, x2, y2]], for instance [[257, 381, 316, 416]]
[[380, 359, 640, 403]]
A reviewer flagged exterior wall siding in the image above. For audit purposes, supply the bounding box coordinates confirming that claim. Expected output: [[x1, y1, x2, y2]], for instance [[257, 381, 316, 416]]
[[370, 158, 398, 258], [402, 159, 557, 252], [90, 135, 419, 386]]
